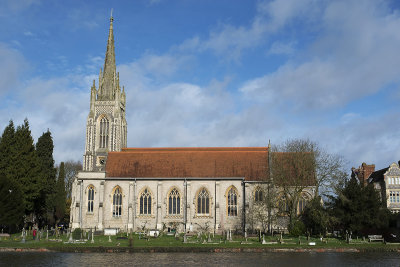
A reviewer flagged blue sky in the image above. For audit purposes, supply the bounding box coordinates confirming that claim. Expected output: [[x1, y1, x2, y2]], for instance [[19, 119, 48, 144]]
[[1, 0, 400, 172]]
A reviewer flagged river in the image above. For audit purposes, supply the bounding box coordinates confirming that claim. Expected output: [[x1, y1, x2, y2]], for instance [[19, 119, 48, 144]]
[[1, 251, 400, 266]]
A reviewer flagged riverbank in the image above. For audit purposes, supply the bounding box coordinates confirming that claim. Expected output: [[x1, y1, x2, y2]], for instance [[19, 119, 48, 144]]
[[1, 246, 400, 253], [1, 233, 400, 253]]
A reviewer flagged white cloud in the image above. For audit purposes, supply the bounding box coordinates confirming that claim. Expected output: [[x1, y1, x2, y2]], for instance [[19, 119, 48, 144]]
[[0, 43, 28, 97], [240, 0, 400, 110], [0, 0, 40, 17], [267, 41, 296, 55]]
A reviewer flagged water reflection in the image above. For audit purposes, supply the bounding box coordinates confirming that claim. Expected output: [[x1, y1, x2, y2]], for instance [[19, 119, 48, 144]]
[[0, 252, 399, 267]]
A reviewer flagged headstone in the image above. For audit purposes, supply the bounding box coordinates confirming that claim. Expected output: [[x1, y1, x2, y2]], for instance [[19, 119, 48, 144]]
[[46, 230, 49, 241], [108, 235, 112, 242], [21, 229, 26, 243], [91, 229, 94, 244], [68, 229, 73, 242], [183, 235, 187, 243], [262, 234, 266, 244]]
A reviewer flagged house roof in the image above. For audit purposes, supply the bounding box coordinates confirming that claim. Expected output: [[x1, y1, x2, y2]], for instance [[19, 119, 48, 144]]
[[105, 147, 269, 181], [368, 167, 388, 183]]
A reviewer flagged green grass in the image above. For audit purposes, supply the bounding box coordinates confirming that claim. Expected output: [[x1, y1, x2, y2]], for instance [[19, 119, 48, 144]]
[[0, 232, 398, 251]]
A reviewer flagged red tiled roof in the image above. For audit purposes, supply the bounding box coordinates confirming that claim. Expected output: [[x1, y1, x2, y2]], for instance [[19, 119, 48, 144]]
[[106, 147, 269, 181]]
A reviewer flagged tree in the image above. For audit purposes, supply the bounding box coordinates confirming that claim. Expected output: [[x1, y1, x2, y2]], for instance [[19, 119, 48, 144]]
[[63, 160, 82, 222], [270, 139, 347, 230], [246, 183, 279, 234], [0, 120, 16, 181], [0, 176, 24, 233], [301, 196, 330, 236], [64, 160, 82, 199], [329, 176, 391, 235], [14, 119, 41, 217], [270, 139, 315, 229], [55, 162, 66, 223], [36, 130, 57, 225]]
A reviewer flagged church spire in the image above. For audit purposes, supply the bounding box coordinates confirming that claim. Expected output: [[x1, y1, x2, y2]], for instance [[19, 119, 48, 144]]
[[98, 11, 118, 100]]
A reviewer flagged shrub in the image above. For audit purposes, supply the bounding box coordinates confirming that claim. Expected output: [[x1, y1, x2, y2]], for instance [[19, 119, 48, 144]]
[[288, 219, 306, 236], [72, 228, 82, 240]]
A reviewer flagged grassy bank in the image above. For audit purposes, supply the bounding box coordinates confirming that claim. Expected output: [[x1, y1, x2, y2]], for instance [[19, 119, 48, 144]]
[[0, 232, 399, 252]]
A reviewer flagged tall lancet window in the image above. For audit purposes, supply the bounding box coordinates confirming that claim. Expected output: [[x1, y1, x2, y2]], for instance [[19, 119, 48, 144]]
[[227, 186, 238, 217], [87, 185, 95, 213], [168, 188, 181, 215], [99, 116, 109, 148], [112, 186, 122, 217]]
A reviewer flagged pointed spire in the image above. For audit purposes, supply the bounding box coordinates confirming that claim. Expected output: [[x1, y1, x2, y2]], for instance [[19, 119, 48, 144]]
[[98, 11, 117, 100]]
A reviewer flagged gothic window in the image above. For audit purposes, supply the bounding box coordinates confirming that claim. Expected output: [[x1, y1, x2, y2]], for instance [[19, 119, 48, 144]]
[[168, 188, 181, 215], [227, 186, 238, 217], [112, 186, 122, 217], [298, 198, 307, 214], [87, 185, 95, 213], [197, 188, 210, 215], [99, 116, 109, 148], [254, 187, 263, 202], [278, 196, 289, 215], [140, 188, 152, 215]]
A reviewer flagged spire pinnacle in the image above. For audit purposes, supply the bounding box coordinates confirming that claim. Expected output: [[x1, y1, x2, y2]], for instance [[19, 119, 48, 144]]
[[98, 12, 117, 100]]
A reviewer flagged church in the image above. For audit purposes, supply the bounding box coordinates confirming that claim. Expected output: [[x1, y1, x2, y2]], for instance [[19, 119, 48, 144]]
[[70, 16, 315, 234]]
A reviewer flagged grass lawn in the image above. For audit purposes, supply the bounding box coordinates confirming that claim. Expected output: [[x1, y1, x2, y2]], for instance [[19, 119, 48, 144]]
[[1, 232, 399, 251]]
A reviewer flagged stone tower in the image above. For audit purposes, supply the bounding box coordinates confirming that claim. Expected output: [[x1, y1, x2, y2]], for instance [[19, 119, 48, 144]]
[[83, 15, 127, 171]]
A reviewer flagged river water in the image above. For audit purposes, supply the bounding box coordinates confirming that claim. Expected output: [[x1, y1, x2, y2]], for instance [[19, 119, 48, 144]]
[[1, 252, 399, 266]]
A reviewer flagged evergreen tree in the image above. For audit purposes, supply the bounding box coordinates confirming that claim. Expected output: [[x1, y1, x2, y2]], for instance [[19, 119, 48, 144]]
[[36, 130, 57, 225], [55, 162, 66, 223], [14, 119, 41, 216], [0, 120, 16, 182], [301, 196, 330, 236], [330, 176, 390, 235], [0, 176, 24, 233]]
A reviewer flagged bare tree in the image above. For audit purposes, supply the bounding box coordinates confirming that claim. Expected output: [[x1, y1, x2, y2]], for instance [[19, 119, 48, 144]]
[[270, 139, 347, 228], [271, 139, 317, 227], [247, 183, 279, 234], [63, 160, 82, 199]]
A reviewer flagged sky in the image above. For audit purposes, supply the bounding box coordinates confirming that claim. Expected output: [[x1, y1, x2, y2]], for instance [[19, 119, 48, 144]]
[[1, 0, 400, 172]]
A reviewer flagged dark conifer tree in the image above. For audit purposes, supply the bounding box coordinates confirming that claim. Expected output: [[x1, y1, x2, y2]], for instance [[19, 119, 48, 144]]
[[0, 120, 16, 181], [330, 176, 390, 235], [0, 121, 24, 232], [36, 130, 57, 225], [14, 119, 41, 217], [0, 176, 24, 233], [55, 162, 66, 223]]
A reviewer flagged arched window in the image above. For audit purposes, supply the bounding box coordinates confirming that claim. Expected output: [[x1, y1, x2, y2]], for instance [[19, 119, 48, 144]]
[[227, 186, 238, 217], [168, 188, 181, 215], [88, 185, 95, 213], [297, 193, 310, 214], [254, 187, 263, 202], [112, 187, 122, 217], [99, 116, 109, 148], [140, 188, 152, 215], [197, 188, 210, 215], [298, 197, 308, 214], [278, 196, 289, 215]]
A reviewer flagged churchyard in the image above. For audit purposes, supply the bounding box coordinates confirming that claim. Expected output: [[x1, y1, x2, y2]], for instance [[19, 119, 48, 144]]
[[0, 230, 399, 251]]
